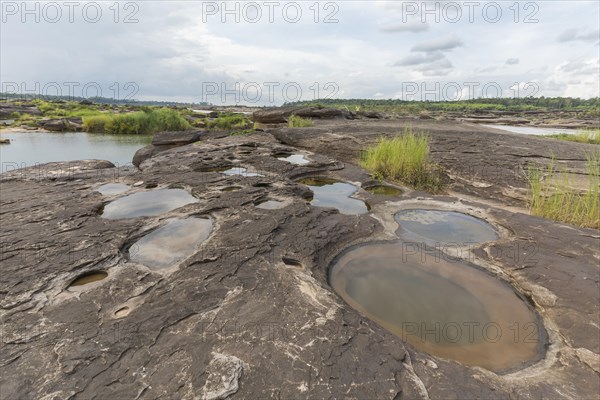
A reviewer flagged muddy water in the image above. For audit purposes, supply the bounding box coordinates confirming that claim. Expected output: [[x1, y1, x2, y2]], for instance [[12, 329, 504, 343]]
[[330, 242, 544, 373], [299, 178, 368, 215], [101, 189, 198, 219], [395, 210, 499, 246], [69, 271, 108, 287], [129, 218, 212, 269], [366, 185, 402, 196]]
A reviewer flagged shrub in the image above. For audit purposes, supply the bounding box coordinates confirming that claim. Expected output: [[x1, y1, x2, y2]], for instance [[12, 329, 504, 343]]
[[82, 108, 191, 135], [207, 114, 250, 130], [527, 151, 599, 229], [545, 129, 600, 145], [288, 114, 313, 128], [360, 128, 442, 191]]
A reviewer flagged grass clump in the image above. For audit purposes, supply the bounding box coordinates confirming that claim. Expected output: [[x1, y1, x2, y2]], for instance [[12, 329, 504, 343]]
[[545, 129, 600, 145], [83, 108, 191, 135], [360, 128, 442, 191], [526, 151, 599, 229], [207, 114, 250, 131], [288, 114, 313, 128]]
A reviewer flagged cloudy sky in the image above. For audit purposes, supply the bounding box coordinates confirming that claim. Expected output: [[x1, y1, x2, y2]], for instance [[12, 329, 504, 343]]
[[1, 1, 599, 105]]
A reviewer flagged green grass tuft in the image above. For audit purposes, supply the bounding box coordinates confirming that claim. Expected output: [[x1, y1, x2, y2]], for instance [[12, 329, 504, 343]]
[[545, 129, 600, 145], [82, 108, 191, 135], [527, 151, 599, 229], [207, 114, 251, 131], [288, 114, 314, 128], [360, 128, 443, 191]]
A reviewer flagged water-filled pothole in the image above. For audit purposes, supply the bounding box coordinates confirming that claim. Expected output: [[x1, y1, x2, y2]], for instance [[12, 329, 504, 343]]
[[330, 242, 545, 373], [299, 177, 368, 215], [278, 154, 310, 165], [365, 184, 402, 196], [256, 200, 285, 210], [101, 189, 199, 219], [96, 183, 130, 196], [222, 186, 242, 192], [223, 167, 263, 177], [395, 210, 499, 246], [68, 271, 108, 288], [128, 217, 212, 269]]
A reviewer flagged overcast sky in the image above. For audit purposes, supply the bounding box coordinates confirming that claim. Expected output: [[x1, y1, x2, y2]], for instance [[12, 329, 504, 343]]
[[1, 1, 599, 105]]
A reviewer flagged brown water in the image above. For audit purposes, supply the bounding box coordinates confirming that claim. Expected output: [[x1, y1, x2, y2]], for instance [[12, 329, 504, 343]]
[[395, 210, 499, 247], [69, 271, 108, 288], [330, 242, 544, 373], [366, 185, 402, 196], [101, 189, 199, 220], [128, 218, 212, 269]]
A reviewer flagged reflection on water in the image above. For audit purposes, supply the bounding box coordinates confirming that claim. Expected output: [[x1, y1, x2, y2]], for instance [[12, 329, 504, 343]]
[[129, 218, 212, 269], [330, 242, 544, 372], [96, 183, 131, 196], [366, 185, 402, 196], [223, 167, 263, 177], [278, 154, 310, 165], [101, 189, 198, 219], [482, 125, 578, 136], [395, 210, 499, 246], [299, 178, 368, 215], [0, 131, 151, 171]]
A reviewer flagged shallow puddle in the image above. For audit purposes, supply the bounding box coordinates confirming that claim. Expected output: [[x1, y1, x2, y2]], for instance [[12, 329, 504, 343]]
[[299, 178, 368, 215], [69, 271, 108, 288], [278, 154, 310, 165], [256, 200, 285, 210], [223, 167, 263, 177], [395, 210, 499, 246], [366, 184, 402, 196], [128, 217, 212, 269], [101, 189, 198, 219], [96, 183, 130, 196], [330, 242, 544, 373]]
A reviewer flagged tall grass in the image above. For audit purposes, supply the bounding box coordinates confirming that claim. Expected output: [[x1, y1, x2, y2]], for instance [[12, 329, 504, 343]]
[[545, 129, 600, 145], [527, 151, 599, 229], [360, 128, 442, 191], [288, 114, 313, 128], [83, 108, 191, 135], [207, 113, 250, 130]]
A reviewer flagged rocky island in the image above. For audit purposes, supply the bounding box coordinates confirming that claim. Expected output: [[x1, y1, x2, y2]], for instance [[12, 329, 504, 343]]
[[1, 105, 598, 399]]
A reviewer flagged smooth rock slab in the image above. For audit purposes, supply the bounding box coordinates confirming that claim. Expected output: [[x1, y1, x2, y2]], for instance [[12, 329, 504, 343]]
[[129, 217, 212, 269], [101, 189, 198, 219]]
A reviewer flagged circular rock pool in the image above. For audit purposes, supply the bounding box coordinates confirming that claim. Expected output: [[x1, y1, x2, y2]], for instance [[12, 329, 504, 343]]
[[101, 189, 199, 219], [330, 242, 546, 373], [395, 210, 499, 246]]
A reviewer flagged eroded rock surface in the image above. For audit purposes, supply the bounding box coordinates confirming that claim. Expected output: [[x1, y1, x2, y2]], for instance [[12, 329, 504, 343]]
[[1, 119, 598, 399]]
